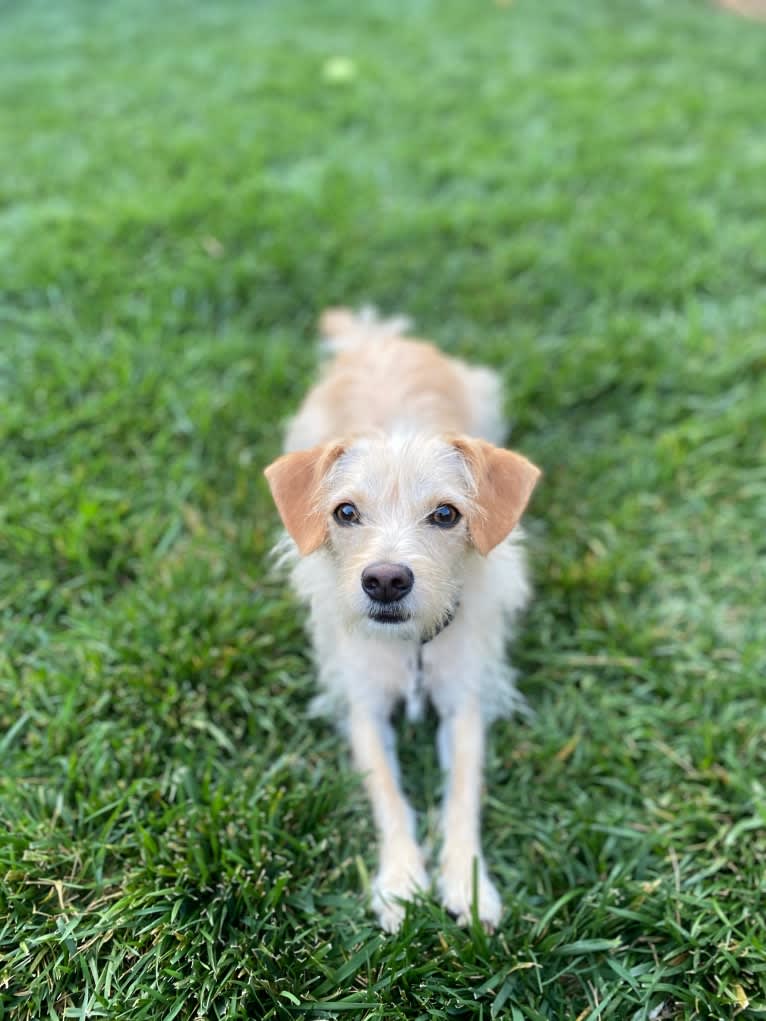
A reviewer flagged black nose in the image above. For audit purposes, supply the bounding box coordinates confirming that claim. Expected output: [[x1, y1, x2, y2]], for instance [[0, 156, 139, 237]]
[[361, 562, 414, 603]]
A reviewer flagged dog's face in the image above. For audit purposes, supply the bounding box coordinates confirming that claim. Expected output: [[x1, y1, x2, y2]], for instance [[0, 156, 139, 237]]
[[265, 433, 539, 642]]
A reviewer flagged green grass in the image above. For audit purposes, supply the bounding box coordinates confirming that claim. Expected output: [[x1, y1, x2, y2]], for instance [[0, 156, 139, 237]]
[[2, 0, 766, 1017]]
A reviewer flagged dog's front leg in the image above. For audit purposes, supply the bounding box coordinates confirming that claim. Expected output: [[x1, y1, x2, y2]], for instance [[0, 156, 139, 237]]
[[437, 697, 502, 928], [348, 703, 427, 931]]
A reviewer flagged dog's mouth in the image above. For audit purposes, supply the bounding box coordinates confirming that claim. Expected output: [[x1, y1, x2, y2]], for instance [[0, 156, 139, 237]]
[[367, 605, 411, 625]]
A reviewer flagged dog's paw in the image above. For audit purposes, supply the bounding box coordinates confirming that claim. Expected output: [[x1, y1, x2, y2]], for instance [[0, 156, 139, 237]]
[[371, 852, 428, 932], [438, 855, 502, 930]]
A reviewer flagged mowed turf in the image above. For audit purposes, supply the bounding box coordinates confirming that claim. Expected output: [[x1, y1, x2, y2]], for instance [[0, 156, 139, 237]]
[[1, 0, 765, 1017]]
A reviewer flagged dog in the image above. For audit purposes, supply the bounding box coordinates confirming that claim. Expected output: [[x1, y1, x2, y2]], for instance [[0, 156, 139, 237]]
[[264, 308, 541, 931]]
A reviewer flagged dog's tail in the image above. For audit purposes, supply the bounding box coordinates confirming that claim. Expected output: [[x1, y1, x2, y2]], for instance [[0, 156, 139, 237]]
[[318, 305, 412, 355]]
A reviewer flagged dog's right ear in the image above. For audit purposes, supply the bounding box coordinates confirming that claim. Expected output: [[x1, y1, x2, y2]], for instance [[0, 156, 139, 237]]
[[264, 443, 345, 555]]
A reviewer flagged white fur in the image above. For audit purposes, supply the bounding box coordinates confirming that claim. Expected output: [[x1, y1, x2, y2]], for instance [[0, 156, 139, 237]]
[[270, 310, 535, 931]]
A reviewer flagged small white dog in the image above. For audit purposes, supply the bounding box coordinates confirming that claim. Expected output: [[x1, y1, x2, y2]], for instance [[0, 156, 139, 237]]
[[265, 308, 540, 931]]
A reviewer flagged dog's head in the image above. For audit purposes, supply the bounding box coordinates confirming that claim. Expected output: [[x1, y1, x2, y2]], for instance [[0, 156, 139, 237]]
[[264, 434, 540, 641]]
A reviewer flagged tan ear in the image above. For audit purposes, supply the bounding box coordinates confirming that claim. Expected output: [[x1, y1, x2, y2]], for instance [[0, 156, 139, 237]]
[[452, 437, 541, 555], [264, 442, 344, 555]]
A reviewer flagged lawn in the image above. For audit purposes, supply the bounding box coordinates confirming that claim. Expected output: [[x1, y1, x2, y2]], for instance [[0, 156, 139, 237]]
[[1, 0, 766, 1017]]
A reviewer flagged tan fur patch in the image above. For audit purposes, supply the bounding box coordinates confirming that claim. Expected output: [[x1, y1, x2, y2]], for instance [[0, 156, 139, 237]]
[[451, 437, 541, 555], [311, 337, 474, 438], [264, 442, 344, 555]]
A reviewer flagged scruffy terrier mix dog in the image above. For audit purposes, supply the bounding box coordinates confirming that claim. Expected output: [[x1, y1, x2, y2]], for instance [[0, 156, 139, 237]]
[[264, 308, 540, 931]]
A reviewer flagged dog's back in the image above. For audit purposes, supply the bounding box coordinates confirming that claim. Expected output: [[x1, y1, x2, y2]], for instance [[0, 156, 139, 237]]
[[285, 307, 505, 451]]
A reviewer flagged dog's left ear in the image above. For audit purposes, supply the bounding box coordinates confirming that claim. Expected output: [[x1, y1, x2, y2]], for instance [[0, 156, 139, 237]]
[[264, 442, 345, 555], [452, 437, 541, 555]]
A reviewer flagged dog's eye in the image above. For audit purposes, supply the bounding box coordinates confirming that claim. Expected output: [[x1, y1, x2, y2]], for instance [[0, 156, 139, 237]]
[[333, 502, 361, 526], [429, 504, 461, 528]]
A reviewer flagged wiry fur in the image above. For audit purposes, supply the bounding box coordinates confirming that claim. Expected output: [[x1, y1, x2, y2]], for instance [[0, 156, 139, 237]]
[[265, 308, 540, 932]]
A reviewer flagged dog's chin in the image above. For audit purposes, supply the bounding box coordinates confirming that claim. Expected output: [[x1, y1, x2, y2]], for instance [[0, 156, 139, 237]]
[[360, 608, 418, 641]]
